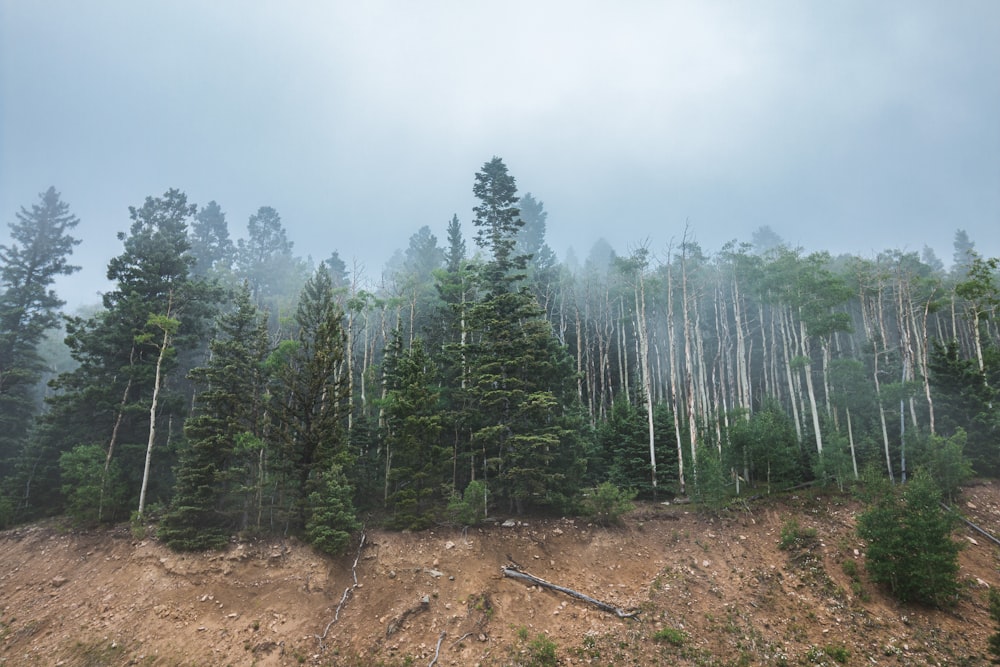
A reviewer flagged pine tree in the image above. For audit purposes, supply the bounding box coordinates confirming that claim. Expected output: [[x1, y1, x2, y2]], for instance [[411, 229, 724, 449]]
[[271, 265, 358, 546], [159, 284, 271, 550], [856, 468, 962, 606], [381, 335, 446, 529], [14, 190, 215, 520], [0, 187, 80, 479], [465, 157, 588, 513]]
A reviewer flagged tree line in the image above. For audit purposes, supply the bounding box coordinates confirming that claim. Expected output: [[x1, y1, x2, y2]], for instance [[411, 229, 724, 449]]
[[0, 160, 997, 555]]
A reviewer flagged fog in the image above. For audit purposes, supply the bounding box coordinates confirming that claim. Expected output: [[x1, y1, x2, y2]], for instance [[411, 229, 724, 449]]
[[2, 1, 998, 308]]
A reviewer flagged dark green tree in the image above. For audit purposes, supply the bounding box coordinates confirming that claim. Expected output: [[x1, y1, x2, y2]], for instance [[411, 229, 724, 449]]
[[159, 283, 272, 550], [929, 339, 998, 474], [271, 265, 358, 548], [0, 187, 80, 479], [381, 334, 446, 529], [465, 157, 588, 513], [15, 189, 214, 520], [856, 468, 962, 606]]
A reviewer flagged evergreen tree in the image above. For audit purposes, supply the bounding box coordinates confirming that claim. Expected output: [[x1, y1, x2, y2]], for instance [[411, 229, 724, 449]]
[[15, 190, 214, 520], [515, 193, 558, 308], [466, 157, 588, 513], [235, 206, 307, 324], [189, 200, 235, 277], [0, 187, 80, 479], [856, 468, 962, 606], [381, 334, 446, 529], [159, 284, 272, 550], [271, 265, 358, 546]]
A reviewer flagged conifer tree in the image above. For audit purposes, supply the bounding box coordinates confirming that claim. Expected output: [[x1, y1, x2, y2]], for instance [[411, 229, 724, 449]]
[[465, 157, 588, 513], [159, 284, 271, 550], [271, 265, 358, 550], [0, 187, 80, 479], [381, 334, 445, 529]]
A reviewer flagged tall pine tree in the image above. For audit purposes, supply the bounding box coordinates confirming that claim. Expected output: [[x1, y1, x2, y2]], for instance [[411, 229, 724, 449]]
[[0, 187, 80, 479]]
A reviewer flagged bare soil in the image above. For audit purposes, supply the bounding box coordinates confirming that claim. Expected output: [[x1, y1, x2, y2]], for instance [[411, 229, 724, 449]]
[[2, 482, 1000, 666]]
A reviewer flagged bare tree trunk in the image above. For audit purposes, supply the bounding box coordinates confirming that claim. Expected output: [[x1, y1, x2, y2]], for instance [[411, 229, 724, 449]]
[[138, 311, 175, 520]]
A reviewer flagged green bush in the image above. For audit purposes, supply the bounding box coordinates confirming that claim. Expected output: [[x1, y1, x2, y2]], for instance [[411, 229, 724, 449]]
[[988, 589, 1000, 662], [447, 480, 488, 526], [856, 468, 962, 606], [581, 482, 635, 526], [652, 627, 687, 646], [59, 443, 127, 525], [778, 518, 817, 551]]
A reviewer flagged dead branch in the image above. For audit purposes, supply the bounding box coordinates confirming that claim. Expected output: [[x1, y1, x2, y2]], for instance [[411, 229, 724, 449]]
[[386, 597, 430, 637], [500, 566, 640, 619], [428, 631, 446, 667]]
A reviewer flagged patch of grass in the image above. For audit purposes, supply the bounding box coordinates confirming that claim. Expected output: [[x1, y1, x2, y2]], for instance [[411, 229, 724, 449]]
[[778, 518, 817, 550], [652, 627, 687, 646]]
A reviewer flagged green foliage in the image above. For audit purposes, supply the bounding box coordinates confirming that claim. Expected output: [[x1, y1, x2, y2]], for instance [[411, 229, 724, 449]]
[[447, 480, 488, 526], [778, 518, 817, 551], [929, 338, 999, 476], [912, 429, 974, 503], [525, 633, 558, 667], [652, 627, 687, 646], [726, 400, 803, 493], [856, 468, 962, 606], [59, 444, 126, 525], [0, 187, 80, 479], [382, 335, 447, 530], [581, 482, 635, 526], [692, 442, 729, 510], [304, 464, 360, 555], [987, 589, 1000, 663]]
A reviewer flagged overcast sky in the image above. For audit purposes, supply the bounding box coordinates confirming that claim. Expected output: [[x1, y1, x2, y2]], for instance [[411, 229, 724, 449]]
[[2, 1, 998, 307]]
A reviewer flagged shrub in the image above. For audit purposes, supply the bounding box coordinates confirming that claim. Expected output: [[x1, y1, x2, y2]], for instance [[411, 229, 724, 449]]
[[653, 627, 687, 646], [447, 480, 488, 526], [581, 482, 635, 526], [856, 468, 962, 606], [778, 518, 817, 551]]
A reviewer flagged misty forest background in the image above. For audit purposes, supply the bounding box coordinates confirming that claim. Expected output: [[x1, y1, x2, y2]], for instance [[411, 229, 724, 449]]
[[0, 157, 997, 553]]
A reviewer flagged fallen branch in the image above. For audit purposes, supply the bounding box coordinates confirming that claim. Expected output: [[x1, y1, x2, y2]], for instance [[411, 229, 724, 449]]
[[500, 566, 640, 619], [942, 503, 1000, 548], [428, 631, 446, 667], [317, 531, 367, 646]]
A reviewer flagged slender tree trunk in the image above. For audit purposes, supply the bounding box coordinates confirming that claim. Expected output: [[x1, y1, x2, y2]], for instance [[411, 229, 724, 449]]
[[138, 320, 172, 520]]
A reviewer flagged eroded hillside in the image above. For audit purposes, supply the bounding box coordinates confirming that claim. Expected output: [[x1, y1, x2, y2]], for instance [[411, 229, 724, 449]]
[[2, 483, 999, 666]]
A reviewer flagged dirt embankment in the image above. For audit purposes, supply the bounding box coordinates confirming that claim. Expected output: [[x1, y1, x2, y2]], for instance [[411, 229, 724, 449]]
[[2, 483, 1000, 666]]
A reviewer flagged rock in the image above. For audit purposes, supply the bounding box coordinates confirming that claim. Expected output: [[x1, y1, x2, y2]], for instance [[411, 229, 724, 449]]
[[502, 519, 517, 527], [966, 536, 979, 545], [427, 569, 444, 578], [50, 575, 69, 588], [445, 541, 455, 549]]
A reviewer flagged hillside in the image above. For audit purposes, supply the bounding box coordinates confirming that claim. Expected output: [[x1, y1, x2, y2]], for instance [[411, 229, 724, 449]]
[[2, 483, 999, 666]]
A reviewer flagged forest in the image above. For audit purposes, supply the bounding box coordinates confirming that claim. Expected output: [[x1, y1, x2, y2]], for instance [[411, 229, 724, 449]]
[[0, 156, 997, 555]]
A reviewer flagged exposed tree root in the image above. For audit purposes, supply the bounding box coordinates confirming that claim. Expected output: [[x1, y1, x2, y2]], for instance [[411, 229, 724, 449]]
[[316, 531, 367, 647], [501, 565, 640, 619], [428, 631, 446, 667]]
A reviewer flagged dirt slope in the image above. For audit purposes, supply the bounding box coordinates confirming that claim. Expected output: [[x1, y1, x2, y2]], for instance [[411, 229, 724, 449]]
[[2, 483, 999, 666]]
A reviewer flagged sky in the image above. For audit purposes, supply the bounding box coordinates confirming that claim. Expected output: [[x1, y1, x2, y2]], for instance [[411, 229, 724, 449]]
[[2, 1, 998, 308]]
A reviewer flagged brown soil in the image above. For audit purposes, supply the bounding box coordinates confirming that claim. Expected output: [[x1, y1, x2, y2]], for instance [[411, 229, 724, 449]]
[[2, 482, 999, 666]]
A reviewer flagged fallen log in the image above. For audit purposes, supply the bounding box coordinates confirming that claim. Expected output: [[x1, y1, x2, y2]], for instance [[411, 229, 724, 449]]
[[500, 566, 640, 619]]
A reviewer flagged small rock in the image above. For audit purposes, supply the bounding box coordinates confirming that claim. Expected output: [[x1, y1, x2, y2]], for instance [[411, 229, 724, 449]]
[[445, 541, 455, 549], [966, 536, 979, 546], [552, 528, 563, 535], [388, 570, 396, 579], [427, 569, 444, 578], [502, 519, 516, 527], [51, 575, 69, 588]]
